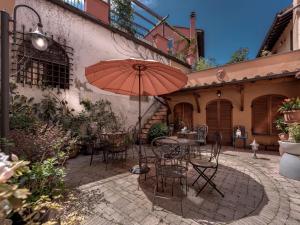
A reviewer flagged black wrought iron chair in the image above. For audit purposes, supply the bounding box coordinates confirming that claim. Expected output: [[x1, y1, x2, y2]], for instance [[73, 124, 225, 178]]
[[195, 125, 208, 145], [105, 132, 129, 169], [89, 135, 110, 166], [232, 125, 248, 149], [190, 132, 224, 197], [151, 137, 188, 216]]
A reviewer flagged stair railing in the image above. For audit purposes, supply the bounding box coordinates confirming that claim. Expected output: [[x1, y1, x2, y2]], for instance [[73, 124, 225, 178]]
[[134, 96, 167, 130]]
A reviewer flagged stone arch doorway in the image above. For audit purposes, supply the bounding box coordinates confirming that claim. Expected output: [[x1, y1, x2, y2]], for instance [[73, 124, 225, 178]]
[[173, 102, 193, 131], [206, 99, 233, 145]]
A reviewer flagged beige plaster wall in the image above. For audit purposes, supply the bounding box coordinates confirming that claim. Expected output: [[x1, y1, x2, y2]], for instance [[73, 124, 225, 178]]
[[167, 78, 300, 146], [272, 21, 293, 53], [13, 0, 190, 128]]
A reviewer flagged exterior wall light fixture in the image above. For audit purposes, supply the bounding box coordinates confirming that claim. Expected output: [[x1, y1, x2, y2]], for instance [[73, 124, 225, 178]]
[[217, 90, 221, 98], [1, 4, 49, 140]]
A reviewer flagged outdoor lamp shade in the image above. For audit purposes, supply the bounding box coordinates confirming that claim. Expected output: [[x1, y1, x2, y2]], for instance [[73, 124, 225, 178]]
[[29, 26, 48, 51]]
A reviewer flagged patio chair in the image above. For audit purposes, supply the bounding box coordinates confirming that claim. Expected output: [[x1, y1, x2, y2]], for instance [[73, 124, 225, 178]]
[[89, 134, 110, 166], [190, 132, 224, 197], [105, 132, 129, 169], [232, 125, 248, 149], [127, 126, 139, 159], [195, 125, 208, 145], [151, 137, 188, 216]]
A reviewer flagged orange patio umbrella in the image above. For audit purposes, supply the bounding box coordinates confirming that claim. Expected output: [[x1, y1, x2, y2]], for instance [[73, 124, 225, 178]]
[[85, 58, 188, 174]]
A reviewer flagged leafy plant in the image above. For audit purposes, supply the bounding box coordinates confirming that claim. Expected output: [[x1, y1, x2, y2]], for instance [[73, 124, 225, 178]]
[[289, 123, 300, 143], [228, 47, 249, 64], [278, 97, 300, 112], [195, 57, 217, 71], [0, 152, 30, 223], [111, 0, 136, 35], [274, 117, 289, 134], [22, 157, 66, 202], [148, 123, 168, 143]]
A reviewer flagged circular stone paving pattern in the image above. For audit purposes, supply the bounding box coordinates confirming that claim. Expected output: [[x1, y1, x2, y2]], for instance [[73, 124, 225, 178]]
[[139, 154, 267, 224]]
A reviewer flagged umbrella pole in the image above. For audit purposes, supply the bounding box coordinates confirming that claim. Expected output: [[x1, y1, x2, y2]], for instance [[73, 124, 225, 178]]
[[138, 66, 142, 170], [130, 65, 149, 175]]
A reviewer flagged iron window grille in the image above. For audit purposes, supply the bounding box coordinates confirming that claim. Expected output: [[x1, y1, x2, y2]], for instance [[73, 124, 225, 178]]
[[11, 26, 74, 91]]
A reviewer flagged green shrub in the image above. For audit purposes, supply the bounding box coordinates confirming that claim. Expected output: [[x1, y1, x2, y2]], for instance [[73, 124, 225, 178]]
[[148, 123, 168, 143], [0, 152, 30, 223], [278, 97, 300, 112], [289, 123, 300, 143], [10, 113, 37, 132], [22, 157, 66, 202], [274, 117, 289, 134]]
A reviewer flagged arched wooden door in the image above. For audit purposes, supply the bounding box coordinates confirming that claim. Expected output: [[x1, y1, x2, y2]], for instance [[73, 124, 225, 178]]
[[206, 99, 232, 145], [173, 103, 193, 131]]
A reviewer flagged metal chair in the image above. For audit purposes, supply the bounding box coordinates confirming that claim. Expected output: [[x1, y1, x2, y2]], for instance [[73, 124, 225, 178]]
[[90, 132, 110, 166], [195, 125, 208, 145], [105, 132, 129, 169], [190, 132, 224, 197], [232, 125, 248, 149], [151, 137, 188, 216]]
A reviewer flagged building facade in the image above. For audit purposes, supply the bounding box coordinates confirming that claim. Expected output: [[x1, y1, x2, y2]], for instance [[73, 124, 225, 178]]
[[2, 0, 191, 128]]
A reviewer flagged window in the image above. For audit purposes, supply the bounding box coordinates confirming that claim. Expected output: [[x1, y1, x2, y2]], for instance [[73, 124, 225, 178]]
[[14, 30, 73, 90], [167, 38, 174, 54], [64, 0, 85, 10], [251, 95, 286, 135]]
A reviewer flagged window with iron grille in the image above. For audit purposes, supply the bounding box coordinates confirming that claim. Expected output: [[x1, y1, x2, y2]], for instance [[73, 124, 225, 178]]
[[12, 29, 73, 90]]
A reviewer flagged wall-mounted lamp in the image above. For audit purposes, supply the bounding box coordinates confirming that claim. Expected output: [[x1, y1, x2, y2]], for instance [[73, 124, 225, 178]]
[[216, 90, 222, 98], [1, 5, 50, 140]]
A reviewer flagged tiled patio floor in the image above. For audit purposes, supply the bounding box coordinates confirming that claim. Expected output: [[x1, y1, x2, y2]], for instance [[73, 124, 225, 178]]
[[65, 146, 300, 225]]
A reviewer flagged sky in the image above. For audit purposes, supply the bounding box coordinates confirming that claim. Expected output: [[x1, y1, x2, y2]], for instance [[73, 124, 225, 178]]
[[137, 0, 291, 65]]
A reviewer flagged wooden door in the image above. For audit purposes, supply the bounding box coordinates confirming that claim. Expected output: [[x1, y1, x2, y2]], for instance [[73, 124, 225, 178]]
[[206, 99, 232, 145], [173, 103, 193, 131]]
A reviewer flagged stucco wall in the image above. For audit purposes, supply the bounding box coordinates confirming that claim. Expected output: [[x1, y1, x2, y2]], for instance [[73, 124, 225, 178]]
[[272, 21, 293, 54], [13, 0, 189, 128], [166, 78, 300, 147]]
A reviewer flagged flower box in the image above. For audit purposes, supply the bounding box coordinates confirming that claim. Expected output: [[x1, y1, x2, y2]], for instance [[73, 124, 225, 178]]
[[283, 110, 300, 123]]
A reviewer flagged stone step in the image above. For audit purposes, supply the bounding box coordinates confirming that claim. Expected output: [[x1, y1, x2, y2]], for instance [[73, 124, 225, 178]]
[[147, 119, 164, 124], [157, 107, 168, 112], [152, 115, 165, 120], [142, 128, 149, 133], [154, 111, 167, 116], [144, 123, 152, 129]]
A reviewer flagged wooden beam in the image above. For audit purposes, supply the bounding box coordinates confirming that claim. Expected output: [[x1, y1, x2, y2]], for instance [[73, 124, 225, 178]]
[[240, 85, 244, 111], [193, 93, 201, 113], [131, 0, 164, 20]]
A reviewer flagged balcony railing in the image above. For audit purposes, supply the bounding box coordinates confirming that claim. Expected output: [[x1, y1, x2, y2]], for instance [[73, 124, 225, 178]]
[[62, 0, 160, 39]]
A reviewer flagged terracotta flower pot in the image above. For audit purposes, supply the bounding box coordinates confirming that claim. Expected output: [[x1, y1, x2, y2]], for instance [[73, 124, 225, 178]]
[[283, 110, 300, 123], [278, 133, 289, 141]]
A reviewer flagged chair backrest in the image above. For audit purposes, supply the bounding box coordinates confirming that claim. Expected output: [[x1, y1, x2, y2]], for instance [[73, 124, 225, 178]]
[[196, 125, 208, 139], [127, 126, 138, 144], [210, 132, 222, 165], [233, 125, 246, 137], [151, 137, 184, 164], [168, 124, 174, 136]]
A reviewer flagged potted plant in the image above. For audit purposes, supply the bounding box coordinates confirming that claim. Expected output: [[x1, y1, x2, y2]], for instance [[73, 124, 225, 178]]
[[289, 123, 300, 143], [274, 117, 289, 141], [278, 97, 300, 123]]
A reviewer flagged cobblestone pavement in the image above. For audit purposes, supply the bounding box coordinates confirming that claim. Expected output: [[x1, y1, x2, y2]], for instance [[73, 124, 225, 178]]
[[65, 146, 300, 225]]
